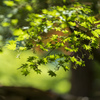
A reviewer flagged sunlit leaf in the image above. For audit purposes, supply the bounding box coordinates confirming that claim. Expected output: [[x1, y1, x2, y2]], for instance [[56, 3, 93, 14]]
[[4, 1, 15, 7], [1, 22, 10, 27], [11, 19, 18, 25]]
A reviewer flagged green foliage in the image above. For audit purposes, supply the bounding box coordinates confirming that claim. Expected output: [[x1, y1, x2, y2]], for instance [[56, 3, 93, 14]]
[[1, 0, 75, 50], [7, 3, 100, 76], [0, 49, 71, 94], [0, 0, 36, 52]]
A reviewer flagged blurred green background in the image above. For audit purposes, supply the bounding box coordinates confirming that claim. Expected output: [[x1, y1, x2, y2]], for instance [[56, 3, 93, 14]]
[[0, 48, 71, 94]]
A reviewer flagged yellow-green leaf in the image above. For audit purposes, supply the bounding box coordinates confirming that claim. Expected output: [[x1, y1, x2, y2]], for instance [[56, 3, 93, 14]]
[[4, 1, 15, 7]]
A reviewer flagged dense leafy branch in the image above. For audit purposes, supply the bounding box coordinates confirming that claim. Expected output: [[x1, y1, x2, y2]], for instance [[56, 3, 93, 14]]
[[7, 3, 100, 76]]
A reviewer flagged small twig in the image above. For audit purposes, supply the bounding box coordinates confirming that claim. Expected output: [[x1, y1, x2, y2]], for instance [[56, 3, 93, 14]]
[[45, 48, 55, 57]]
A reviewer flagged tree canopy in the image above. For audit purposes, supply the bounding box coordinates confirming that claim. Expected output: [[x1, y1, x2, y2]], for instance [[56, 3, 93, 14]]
[[6, 2, 100, 76], [0, 0, 76, 52]]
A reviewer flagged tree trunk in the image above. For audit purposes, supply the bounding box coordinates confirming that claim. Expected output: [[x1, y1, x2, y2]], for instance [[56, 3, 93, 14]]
[[70, 51, 94, 97], [69, 0, 99, 97]]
